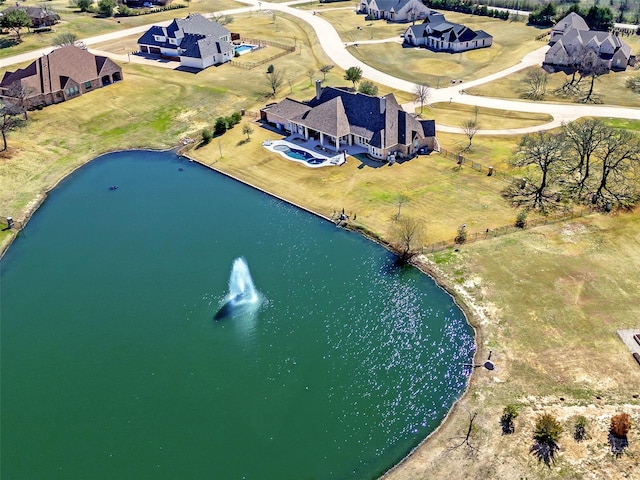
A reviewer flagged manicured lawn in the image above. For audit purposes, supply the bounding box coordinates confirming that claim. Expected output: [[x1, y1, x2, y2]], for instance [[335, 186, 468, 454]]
[[0, 0, 240, 58], [467, 65, 640, 108], [419, 102, 553, 129], [320, 9, 546, 85]]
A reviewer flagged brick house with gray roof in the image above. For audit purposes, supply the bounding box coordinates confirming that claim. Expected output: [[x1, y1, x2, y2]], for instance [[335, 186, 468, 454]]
[[137, 13, 234, 70], [0, 5, 59, 28], [404, 12, 493, 52], [0, 45, 122, 108], [261, 81, 438, 161], [358, 0, 432, 22]]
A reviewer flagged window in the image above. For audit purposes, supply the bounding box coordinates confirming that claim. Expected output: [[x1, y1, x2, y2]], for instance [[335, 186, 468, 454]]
[[84, 81, 92, 88], [169, 38, 177, 45]]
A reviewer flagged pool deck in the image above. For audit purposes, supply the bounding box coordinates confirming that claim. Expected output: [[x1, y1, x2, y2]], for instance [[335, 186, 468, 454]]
[[262, 136, 370, 168]]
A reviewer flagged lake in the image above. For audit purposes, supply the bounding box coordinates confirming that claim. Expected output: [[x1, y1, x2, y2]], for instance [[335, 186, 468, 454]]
[[0, 150, 474, 479]]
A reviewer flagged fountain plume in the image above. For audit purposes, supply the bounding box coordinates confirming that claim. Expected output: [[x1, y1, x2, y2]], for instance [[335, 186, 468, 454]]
[[214, 257, 261, 320]]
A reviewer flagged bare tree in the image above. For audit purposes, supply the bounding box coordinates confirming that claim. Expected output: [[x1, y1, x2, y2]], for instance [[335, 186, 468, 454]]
[[0, 102, 24, 151], [577, 49, 608, 103], [461, 118, 479, 150], [394, 193, 408, 219], [394, 216, 423, 263], [561, 118, 608, 198], [6, 82, 34, 120], [522, 68, 549, 100], [306, 68, 315, 86], [242, 123, 254, 140], [446, 411, 479, 457], [414, 83, 431, 115], [591, 129, 640, 210], [503, 131, 567, 212], [265, 67, 285, 97]]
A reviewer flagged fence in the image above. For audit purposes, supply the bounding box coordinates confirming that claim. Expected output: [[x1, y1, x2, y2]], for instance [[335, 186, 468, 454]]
[[230, 37, 296, 70], [535, 30, 550, 41], [438, 148, 519, 184], [420, 207, 592, 253]]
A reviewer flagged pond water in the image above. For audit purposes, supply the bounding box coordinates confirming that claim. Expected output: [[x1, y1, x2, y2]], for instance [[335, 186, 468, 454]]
[[0, 150, 474, 479]]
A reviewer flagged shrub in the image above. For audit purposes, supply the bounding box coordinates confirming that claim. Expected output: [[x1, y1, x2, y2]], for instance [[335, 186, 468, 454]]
[[201, 128, 213, 145], [266, 64, 274, 74], [574, 415, 588, 442], [515, 211, 527, 228], [358, 80, 378, 96], [625, 75, 640, 93], [610, 413, 631, 438], [531, 413, 562, 465], [213, 117, 228, 136], [454, 224, 467, 244], [501, 404, 519, 435], [229, 111, 242, 126]]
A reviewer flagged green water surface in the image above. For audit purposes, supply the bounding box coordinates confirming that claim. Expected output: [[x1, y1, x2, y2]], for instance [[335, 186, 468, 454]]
[[1, 150, 474, 479]]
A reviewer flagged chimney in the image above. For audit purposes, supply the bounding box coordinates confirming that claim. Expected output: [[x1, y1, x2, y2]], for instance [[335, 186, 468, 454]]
[[315, 79, 322, 100], [380, 96, 386, 114]]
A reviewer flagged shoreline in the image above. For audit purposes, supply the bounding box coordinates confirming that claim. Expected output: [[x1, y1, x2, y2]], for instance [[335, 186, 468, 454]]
[[1, 146, 482, 478]]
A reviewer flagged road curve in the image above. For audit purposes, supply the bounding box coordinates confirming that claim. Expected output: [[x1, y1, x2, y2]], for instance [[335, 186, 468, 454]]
[[1, 0, 638, 134]]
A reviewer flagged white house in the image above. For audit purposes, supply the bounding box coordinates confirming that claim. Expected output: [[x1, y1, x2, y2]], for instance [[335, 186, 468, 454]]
[[359, 0, 432, 23], [137, 13, 234, 70]]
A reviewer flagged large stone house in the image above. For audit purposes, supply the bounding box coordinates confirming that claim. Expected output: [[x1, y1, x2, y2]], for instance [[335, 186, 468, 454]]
[[403, 12, 493, 52], [261, 81, 438, 161], [358, 0, 432, 22], [0, 5, 59, 28], [0, 45, 122, 108], [137, 13, 234, 70], [544, 13, 635, 71]]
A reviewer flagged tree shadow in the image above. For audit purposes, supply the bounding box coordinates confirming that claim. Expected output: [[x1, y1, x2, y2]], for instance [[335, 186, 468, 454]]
[[608, 433, 628, 458], [0, 38, 18, 49], [236, 138, 250, 146], [530, 440, 559, 466]]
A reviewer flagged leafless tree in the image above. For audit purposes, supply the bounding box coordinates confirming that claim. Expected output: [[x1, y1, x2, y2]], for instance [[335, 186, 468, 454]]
[[414, 83, 431, 115], [445, 411, 480, 457], [265, 67, 285, 97], [590, 129, 640, 210], [0, 102, 24, 151], [6, 82, 34, 120], [306, 68, 315, 86], [503, 131, 567, 212], [522, 68, 549, 100], [461, 118, 479, 150], [577, 49, 608, 103], [394, 215, 423, 263], [561, 118, 608, 198]]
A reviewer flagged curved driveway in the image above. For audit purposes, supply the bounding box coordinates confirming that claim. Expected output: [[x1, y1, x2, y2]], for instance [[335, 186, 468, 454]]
[[1, 0, 639, 134]]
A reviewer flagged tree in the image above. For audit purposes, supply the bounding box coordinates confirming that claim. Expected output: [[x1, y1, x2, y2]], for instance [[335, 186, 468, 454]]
[[625, 74, 640, 93], [98, 0, 116, 17], [501, 404, 519, 434], [0, 9, 32, 42], [344, 66, 363, 89], [591, 128, 640, 210], [461, 119, 479, 150], [522, 68, 548, 100], [414, 83, 431, 115], [53, 32, 79, 47], [320, 64, 333, 81], [531, 413, 562, 466], [201, 128, 213, 145], [585, 5, 614, 31], [609, 413, 631, 457], [75, 0, 93, 12], [213, 13, 233, 25], [394, 216, 423, 263], [242, 123, 253, 140], [503, 131, 567, 212], [213, 117, 228, 136], [562, 118, 608, 198], [0, 102, 23, 151], [265, 67, 285, 97], [306, 68, 315, 86], [577, 49, 609, 103], [5, 82, 34, 120], [358, 80, 378, 96], [394, 193, 408, 219]]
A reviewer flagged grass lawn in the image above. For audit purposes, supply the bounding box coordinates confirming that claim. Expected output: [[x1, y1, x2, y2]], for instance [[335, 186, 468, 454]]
[[321, 10, 546, 86], [419, 102, 553, 129], [386, 210, 640, 480], [0, 0, 241, 58], [1, 6, 640, 480]]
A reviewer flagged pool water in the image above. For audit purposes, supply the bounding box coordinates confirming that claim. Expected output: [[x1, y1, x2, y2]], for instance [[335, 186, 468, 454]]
[[273, 144, 324, 164], [235, 45, 254, 54]]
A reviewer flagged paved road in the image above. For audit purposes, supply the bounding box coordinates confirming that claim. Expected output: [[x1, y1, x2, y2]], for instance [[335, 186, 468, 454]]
[[2, 0, 639, 134]]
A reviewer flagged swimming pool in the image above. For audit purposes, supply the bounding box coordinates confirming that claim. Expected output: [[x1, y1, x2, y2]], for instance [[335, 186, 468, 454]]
[[235, 45, 255, 55], [273, 144, 324, 164]]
